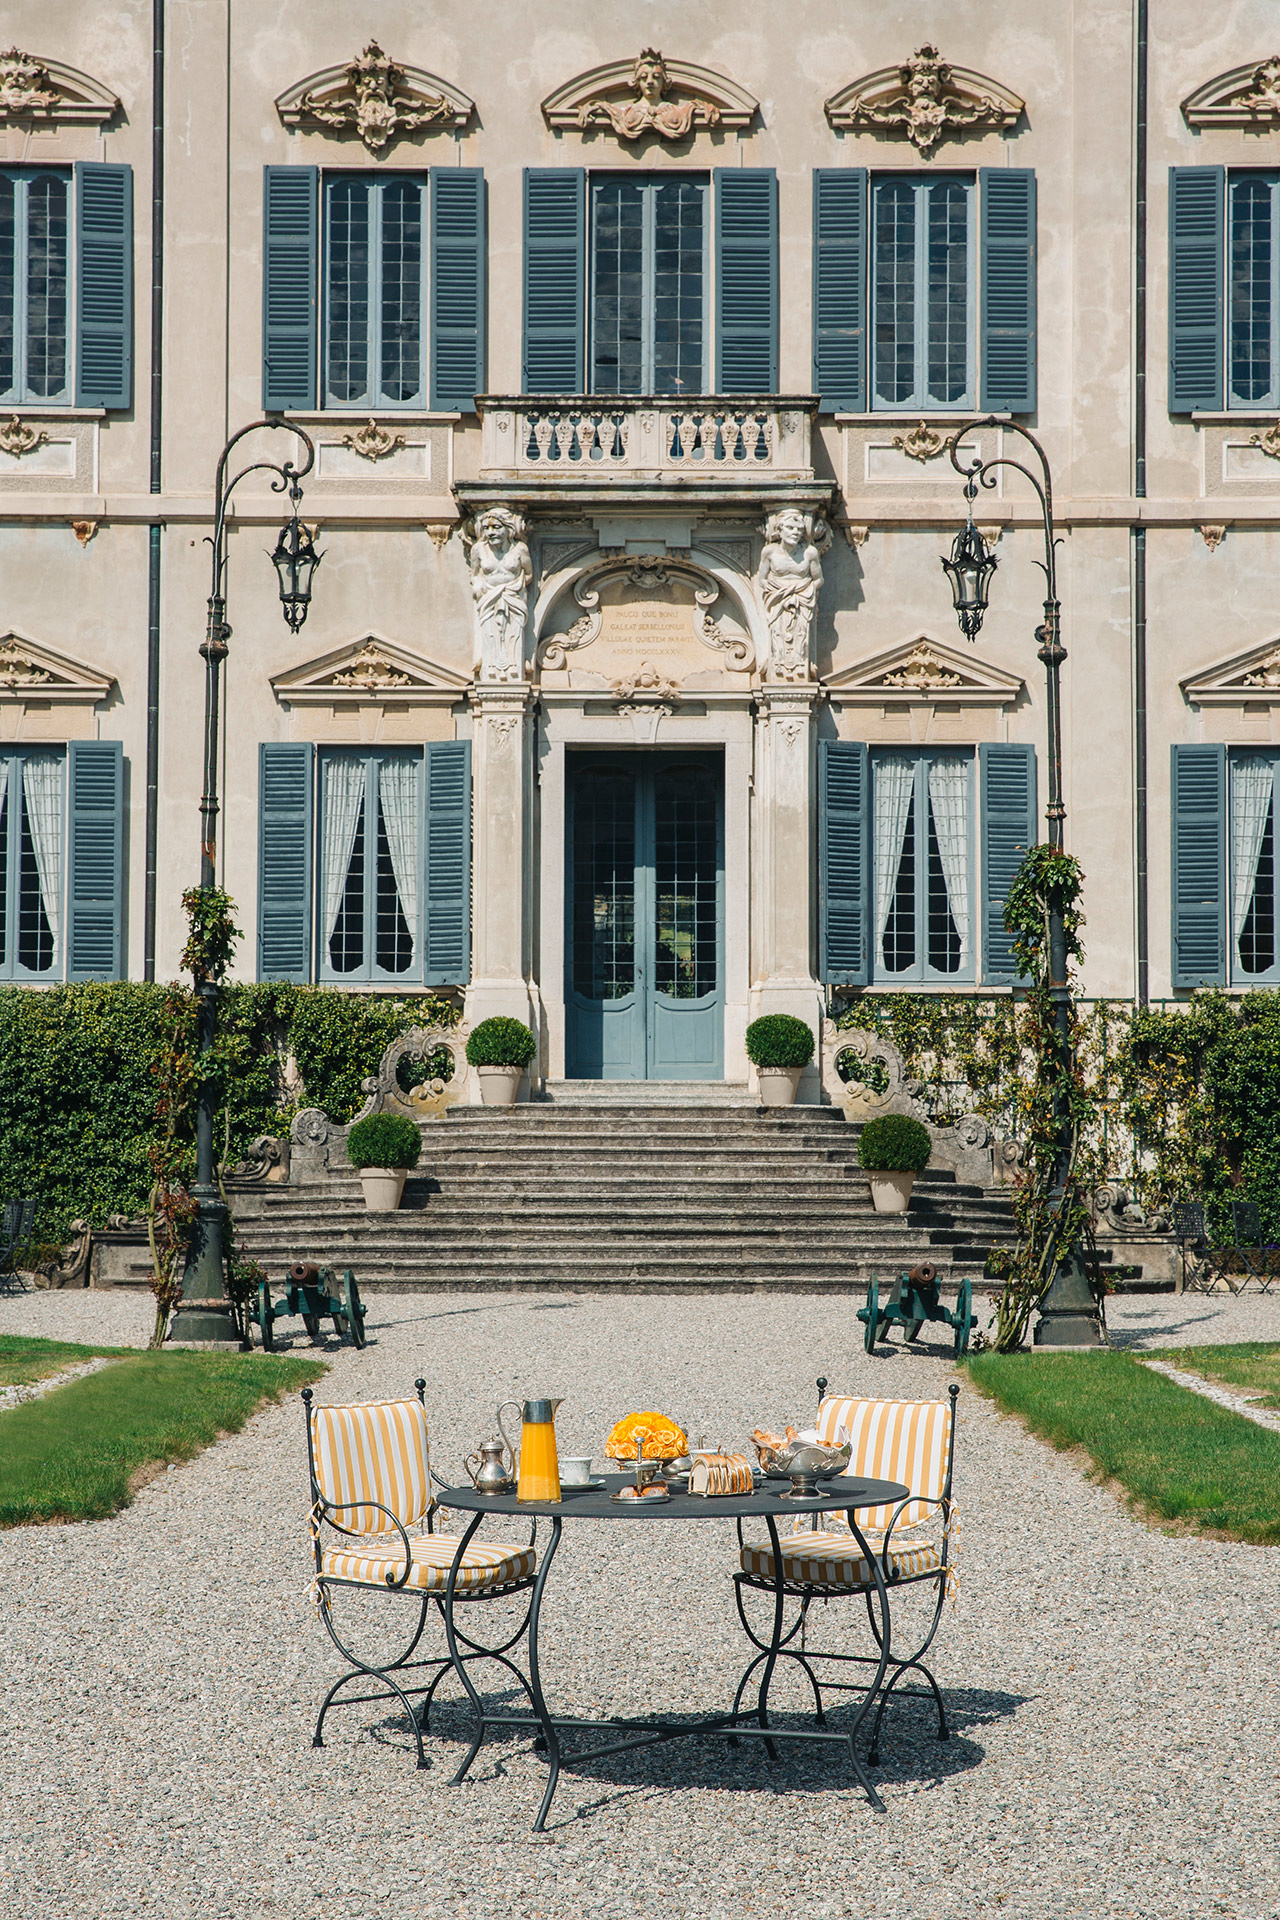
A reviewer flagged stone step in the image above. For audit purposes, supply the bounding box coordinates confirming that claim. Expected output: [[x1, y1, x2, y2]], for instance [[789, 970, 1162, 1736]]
[[537, 1081, 757, 1105]]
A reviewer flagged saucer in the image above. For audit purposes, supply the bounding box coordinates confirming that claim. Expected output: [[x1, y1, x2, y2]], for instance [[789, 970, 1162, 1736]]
[[561, 1478, 604, 1492]]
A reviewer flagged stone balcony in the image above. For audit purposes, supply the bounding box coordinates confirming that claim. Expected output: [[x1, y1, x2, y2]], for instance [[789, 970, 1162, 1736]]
[[464, 395, 827, 513]]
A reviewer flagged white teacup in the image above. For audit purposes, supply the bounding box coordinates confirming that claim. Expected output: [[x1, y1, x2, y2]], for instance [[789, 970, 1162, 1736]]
[[560, 1456, 593, 1486]]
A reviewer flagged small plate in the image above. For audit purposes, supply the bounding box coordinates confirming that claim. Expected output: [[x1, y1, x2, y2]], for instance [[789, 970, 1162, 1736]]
[[560, 1478, 605, 1492]]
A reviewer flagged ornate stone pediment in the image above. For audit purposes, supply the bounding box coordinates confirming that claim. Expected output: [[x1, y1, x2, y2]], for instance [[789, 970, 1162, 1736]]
[[1183, 56, 1280, 130], [825, 636, 1024, 706], [536, 554, 755, 684], [542, 49, 757, 139], [825, 45, 1023, 156], [0, 631, 113, 703], [1182, 638, 1280, 706], [271, 635, 470, 706], [0, 48, 119, 125], [276, 43, 473, 152]]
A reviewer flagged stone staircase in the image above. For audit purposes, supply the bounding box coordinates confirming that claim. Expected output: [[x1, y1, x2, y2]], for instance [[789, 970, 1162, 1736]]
[[230, 1101, 1017, 1293]]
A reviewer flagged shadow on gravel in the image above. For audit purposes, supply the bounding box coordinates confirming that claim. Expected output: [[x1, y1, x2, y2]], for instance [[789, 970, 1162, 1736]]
[[358, 1685, 1026, 1828], [1107, 1308, 1228, 1350]]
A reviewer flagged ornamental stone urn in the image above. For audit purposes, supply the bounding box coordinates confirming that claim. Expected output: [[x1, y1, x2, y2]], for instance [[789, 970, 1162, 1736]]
[[477, 1064, 522, 1107], [867, 1170, 916, 1214], [358, 1167, 408, 1212], [756, 1066, 802, 1108]]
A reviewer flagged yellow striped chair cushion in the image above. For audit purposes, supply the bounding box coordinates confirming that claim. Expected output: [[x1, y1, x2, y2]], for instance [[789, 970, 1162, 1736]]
[[740, 1531, 941, 1590], [310, 1398, 432, 1536], [321, 1535, 536, 1594], [815, 1395, 952, 1532]]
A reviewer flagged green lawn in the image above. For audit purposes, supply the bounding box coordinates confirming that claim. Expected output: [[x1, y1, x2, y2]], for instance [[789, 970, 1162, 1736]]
[[963, 1350, 1280, 1545], [1151, 1341, 1280, 1411], [0, 1335, 326, 1526], [0, 1330, 125, 1390]]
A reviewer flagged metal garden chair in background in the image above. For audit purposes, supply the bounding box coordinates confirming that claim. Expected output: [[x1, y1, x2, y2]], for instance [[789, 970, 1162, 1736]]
[[1230, 1201, 1280, 1294], [1172, 1202, 1222, 1294], [302, 1380, 539, 1770], [0, 1199, 35, 1295]]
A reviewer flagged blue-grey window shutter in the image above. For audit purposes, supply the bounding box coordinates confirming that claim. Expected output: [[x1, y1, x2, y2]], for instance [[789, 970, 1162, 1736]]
[[819, 740, 870, 986], [522, 169, 585, 393], [74, 163, 132, 408], [980, 742, 1037, 984], [812, 169, 867, 413], [262, 167, 318, 411], [430, 167, 485, 411], [979, 169, 1036, 413], [1168, 167, 1224, 413], [1171, 743, 1227, 988], [66, 740, 124, 981], [258, 743, 313, 981], [423, 740, 471, 984], [715, 168, 778, 393]]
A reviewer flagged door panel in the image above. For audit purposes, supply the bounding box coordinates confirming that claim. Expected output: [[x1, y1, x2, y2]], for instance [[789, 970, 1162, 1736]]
[[566, 753, 723, 1079]]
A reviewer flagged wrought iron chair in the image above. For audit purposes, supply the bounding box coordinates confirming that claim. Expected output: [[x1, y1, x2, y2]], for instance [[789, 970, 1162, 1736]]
[[303, 1381, 538, 1769], [1172, 1201, 1219, 1294], [0, 1199, 35, 1295], [733, 1384, 958, 1766], [1230, 1200, 1280, 1294]]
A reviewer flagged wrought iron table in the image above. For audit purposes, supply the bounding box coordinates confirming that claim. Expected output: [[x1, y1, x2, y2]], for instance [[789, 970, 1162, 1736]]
[[436, 1471, 909, 1830]]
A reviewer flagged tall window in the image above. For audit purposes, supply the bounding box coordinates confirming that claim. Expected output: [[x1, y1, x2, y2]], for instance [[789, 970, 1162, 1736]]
[[1229, 174, 1280, 408], [871, 175, 974, 410], [0, 170, 71, 404], [590, 175, 707, 395], [1231, 752, 1280, 982], [873, 752, 972, 983], [0, 749, 65, 980], [324, 174, 425, 408], [320, 752, 420, 983]]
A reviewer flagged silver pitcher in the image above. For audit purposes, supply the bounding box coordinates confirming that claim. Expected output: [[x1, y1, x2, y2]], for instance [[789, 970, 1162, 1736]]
[[464, 1432, 516, 1497]]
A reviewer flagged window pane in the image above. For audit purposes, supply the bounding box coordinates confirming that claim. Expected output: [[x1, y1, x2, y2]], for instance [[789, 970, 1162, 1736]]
[[24, 173, 68, 399], [0, 176, 15, 396], [654, 765, 717, 998], [873, 181, 918, 405], [378, 178, 422, 404], [1230, 176, 1277, 407], [572, 769, 635, 998], [374, 798, 414, 973], [652, 180, 704, 396], [0, 770, 8, 966], [592, 180, 645, 394], [924, 181, 969, 405], [882, 794, 916, 972], [326, 179, 371, 404], [328, 796, 365, 973], [374, 756, 418, 975], [926, 800, 963, 972], [1233, 754, 1277, 976], [17, 771, 55, 974]]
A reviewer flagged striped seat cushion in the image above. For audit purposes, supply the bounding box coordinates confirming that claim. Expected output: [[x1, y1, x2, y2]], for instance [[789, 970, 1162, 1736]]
[[740, 1531, 941, 1589], [310, 1398, 433, 1535], [814, 1395, 952, 1532], [322, 1535, 536, 1593]]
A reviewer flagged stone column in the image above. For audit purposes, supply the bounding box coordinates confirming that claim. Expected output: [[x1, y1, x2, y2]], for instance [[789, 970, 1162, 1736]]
[[464, 684, 537, 1072]]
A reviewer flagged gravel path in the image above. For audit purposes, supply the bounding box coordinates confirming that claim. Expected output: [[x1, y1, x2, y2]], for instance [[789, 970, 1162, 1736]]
[[1, 1288, 1277, 1920], [1141, 1358, 1280, 1432]]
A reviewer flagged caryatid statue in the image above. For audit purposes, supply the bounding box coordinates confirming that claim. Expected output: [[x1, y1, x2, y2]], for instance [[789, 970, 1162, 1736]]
[[756, 508, 831, 682], [465, 506, 532, 683]]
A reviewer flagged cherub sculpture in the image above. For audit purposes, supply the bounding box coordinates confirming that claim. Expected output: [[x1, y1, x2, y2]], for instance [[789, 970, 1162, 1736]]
[[756, 509, 831, 682], [464, 507, 532, 682]]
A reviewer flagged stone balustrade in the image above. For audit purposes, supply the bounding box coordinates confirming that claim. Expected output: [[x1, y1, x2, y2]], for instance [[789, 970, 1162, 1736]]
[[478, 395, 816, 482]]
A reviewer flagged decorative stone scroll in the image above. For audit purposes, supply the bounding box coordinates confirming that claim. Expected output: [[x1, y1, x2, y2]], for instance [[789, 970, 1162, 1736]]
[[822, 1025, 1001, 1188], [276, 42, 473, 152], [757, 509, 831, 683], [270, 634, 470, 708], [543, 49, 757, 139], [0, 48, 119, 125], [538, 554, 753, 681], [464, 507, 533, 684], [340, 419, 407, 461], [1183, 56, 1280, 130], [825, 45, 1023, 157], [892, 420, 947, 462], [824, 634, 1025, 709], [0, 632, 113, 704], [289, 1026, 469, 1180], [0, 416, 49, 458], [1181, 637, 1280, 706]]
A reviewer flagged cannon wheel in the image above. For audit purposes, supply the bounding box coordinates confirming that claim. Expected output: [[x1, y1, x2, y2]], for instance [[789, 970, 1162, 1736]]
[[862, 1277, 880, 1354], [257, 1279, 275, 1353], [953, 1277, 974, 1359], [343, 1270, 367, 1350]]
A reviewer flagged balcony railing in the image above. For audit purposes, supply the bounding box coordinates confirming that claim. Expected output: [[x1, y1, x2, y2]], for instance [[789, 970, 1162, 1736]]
[[478, 396, 815, 481]]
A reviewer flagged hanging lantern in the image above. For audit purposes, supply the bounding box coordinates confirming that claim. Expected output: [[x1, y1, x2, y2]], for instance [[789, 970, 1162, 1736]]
[[271, 512, 323, 631], [941, 515, 997, 640]]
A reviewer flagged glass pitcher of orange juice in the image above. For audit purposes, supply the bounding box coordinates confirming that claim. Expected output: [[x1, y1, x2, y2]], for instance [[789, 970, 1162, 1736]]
[[497, 1398, 563, 1503]]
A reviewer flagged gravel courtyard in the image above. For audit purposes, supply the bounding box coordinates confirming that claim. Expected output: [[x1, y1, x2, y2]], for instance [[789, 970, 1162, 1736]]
[[2, 1288, 1277, 1920]]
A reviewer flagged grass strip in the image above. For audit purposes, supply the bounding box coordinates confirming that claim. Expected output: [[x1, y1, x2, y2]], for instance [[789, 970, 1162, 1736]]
[[0, 1331, 129, 1390], [0, 1347, 326, 1526], [963, 1350, 1280, 1545], [1149, 1341, 1280, 1412]]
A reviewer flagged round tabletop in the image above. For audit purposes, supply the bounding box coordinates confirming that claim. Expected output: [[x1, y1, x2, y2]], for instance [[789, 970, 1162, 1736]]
[[437, 1472, 910, 1522]]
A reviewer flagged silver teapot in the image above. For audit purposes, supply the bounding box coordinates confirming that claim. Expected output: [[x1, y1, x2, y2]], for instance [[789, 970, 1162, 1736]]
[[464, 1432, 516, 1497]]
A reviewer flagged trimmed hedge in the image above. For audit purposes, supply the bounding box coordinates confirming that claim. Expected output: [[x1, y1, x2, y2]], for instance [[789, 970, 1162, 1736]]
[[347, 1113, 422, 1171], [858, 1114, 933, 1173], [745, 1015, 815, 1070], [465, 1017, 537, 1069]]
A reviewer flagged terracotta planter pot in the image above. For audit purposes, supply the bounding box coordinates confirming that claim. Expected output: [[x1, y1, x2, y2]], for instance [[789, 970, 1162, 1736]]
[[867, 1169, 917, 1214], [358, 1167, 408, 1212], [478, 1064, 523, 1107], [756, 1066, 802, 1108]]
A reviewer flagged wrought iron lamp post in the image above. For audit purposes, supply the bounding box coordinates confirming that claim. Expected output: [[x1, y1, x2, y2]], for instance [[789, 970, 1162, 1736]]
[[942, 419, 1102, 1347], [170, 421, 319, 1344]]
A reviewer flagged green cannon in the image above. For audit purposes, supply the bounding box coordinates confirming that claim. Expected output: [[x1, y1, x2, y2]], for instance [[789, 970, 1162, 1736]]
[[251, 1262, 366, 1351], [857, 1262, 976, 1359]]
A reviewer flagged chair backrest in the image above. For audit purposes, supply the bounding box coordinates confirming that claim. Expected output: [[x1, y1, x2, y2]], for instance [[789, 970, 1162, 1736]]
[[1172, 1201, 1207, 1246], [1231, 1199, 1261, 1247], [308, 1398, 432, 1536], [816, 1395, 954, 1531]]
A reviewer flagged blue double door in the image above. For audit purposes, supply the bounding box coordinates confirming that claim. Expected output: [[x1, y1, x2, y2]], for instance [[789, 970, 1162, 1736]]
[[566, 752, 724, 1080]]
